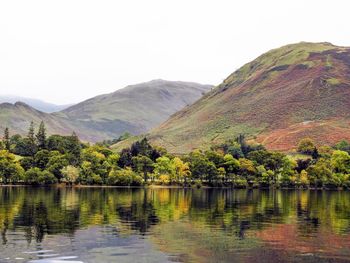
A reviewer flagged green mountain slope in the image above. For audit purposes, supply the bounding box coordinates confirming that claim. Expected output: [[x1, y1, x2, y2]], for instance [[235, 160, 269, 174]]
[[60, 79, 212, 136], [145, 42, 350, 153], [0, 80, 212, 141]]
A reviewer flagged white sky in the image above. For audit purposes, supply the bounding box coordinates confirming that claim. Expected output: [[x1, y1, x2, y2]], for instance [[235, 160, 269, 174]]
[[0, 0, 349, 104]]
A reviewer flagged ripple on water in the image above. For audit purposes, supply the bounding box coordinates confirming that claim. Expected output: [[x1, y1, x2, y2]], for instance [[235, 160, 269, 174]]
[[22, 250, 83, 263], [27, 256, 83, 263]]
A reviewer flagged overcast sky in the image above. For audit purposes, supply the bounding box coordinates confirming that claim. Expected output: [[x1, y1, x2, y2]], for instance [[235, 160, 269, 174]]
[[0, 0, 349, 104]]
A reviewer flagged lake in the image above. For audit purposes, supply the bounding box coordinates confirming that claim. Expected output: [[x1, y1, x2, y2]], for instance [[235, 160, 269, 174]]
[[0, 187, 349, 263]]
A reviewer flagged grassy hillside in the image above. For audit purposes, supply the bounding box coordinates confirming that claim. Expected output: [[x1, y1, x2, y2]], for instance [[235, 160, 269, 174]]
[[0, 80, 212, 141], [0, 102, 105, 141], [143, 42, 350, 153], [60, 79, 212, 136]]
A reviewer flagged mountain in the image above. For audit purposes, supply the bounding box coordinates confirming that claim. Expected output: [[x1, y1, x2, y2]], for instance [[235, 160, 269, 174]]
[[144, 42, 350, 153], [0, 96, 72, 113], [0, 80, 212, 141], [0, 102, 71, 136], [0, 102, 103, 141], [59, 79, 212, 138]]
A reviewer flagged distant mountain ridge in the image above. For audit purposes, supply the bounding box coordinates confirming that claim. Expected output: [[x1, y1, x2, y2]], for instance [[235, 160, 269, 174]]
[[0, 95, 72, 113], [61, 79, 212, 134], [140, 42, 350, 153], [0, 80, 212, 141]]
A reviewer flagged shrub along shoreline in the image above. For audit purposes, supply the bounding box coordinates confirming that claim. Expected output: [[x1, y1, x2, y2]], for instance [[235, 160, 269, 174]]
[[1, 122, 350, 189]]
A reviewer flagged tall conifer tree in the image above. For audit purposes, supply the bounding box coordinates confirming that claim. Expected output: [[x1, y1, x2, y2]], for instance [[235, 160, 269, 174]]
[[36, 121, 46, 149], [27, 121, 37, 156], [4, 127, 10, 151]]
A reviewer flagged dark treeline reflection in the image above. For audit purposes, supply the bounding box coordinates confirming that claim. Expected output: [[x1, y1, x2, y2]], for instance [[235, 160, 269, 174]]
[[0, 187, 350, 245]]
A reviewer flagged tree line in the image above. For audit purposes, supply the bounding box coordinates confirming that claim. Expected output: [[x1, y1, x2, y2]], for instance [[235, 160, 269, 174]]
[[1, 122, 350, 188]]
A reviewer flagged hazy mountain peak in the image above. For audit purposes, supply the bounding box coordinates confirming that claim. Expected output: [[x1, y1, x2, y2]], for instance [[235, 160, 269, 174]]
[[0, 102, 14, 108], [14, 101, 32, 108], [0, 95, 73, 113]]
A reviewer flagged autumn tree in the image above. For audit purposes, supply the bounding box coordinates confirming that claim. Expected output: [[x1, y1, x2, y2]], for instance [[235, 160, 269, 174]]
[[173, 157, 191, 183]]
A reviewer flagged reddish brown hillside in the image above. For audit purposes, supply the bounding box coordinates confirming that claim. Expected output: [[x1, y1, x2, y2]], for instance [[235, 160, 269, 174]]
[[148, 42, 350, 153]]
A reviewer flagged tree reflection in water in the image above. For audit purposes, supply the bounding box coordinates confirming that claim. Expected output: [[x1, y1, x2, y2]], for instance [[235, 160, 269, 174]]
[[0, 187, 349, 262]]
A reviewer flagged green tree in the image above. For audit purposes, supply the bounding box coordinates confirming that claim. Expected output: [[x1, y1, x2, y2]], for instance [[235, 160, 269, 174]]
[[311, 147, 319, 160], [46, 152, 69, 181], [66, 132, 82, 166], [118, 148, 133, 167], [306, 158, 333, 187], [38, 170, 57, 185], [223, 154, 240, 174], [46, 134, 67, 152], [108, 167, 143, 186], [61, 165, 80, 185], [34, 150, 51, 169], [187, 150, 219, 183], [217, 167, 226, 184], [187, 150, 209, 181], [297, 138, 315, 155], [24, 168, 57, 185], [19, 156, 35, 170], [3, 128, 10, 151], [106, 153, 120, 168], [247, 150, 285, 171], [28, 121, 35, 143], [296, 170, 309, 188], [335, 140, 350, 154], [0, 150, 24, 183], [279, 157, 297, 186], [130, 138, 161, 161], [36, 121, 46, 149], [154, 156, 175, 182], [226, 142, 244, 159], [13, 138, 34, 156], [256, 165, 275, 187], [27, 121, 37, 156], [132, 155, 154, 182], [82, 146, 109, 183], [331, 150, 350, 174], [79, 161, 95, 184], [205, 150, 225, 167], [239, 158, 256, 176], [46, 134, 82, 166]]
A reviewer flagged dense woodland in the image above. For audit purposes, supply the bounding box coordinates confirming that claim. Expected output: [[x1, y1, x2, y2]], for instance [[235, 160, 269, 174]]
[[0, 122, 350, 189]]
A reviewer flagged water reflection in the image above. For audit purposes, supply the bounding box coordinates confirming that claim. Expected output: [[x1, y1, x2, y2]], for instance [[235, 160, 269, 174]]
[[28, 255, 83, 263], [0, 187, 349, 262]]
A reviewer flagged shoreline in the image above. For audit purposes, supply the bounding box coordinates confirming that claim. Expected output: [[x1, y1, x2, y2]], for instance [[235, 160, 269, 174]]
[[0, 184, 345, 191]]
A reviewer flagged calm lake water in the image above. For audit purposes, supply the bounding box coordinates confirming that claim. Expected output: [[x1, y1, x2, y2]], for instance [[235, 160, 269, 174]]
[[0, 187, 349, 263]]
